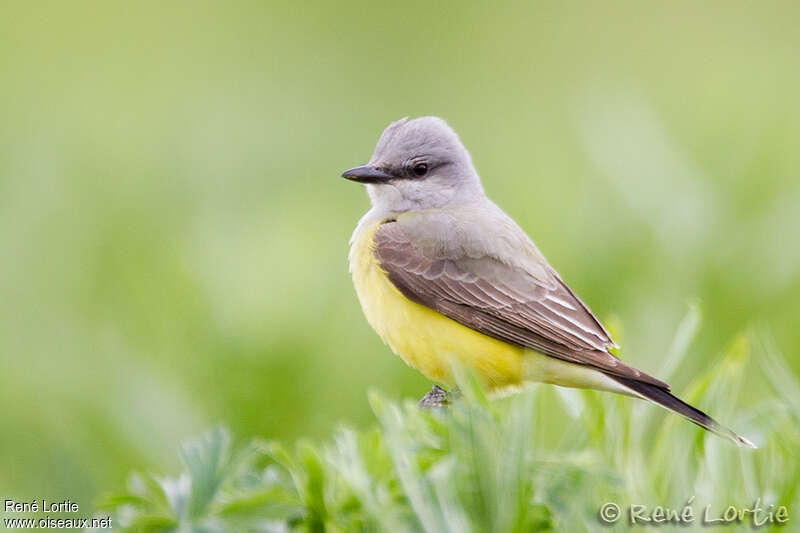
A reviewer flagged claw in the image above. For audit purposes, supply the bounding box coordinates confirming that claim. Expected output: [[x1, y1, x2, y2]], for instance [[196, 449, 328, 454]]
[[419, 385, 459, 408]]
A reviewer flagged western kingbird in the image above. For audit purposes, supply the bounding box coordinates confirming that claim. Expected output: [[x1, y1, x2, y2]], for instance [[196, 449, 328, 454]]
[[342, 116, 754, 448]]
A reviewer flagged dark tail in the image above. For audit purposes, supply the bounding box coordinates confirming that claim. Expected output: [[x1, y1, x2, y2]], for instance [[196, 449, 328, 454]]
[[609, 375, 756, 449]]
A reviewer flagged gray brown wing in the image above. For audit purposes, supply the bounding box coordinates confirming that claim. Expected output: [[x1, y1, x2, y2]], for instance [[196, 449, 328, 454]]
[[374, 221, 669, 389]]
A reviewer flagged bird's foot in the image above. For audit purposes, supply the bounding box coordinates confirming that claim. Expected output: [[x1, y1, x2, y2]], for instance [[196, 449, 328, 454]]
[[418, 385, 460, 409]]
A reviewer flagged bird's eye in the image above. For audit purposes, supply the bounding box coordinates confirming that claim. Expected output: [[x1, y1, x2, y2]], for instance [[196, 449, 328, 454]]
[[412, 162, 428, 177]]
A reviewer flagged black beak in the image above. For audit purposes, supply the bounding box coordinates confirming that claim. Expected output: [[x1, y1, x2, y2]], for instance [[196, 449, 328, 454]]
[[341, 165, 395, 184]]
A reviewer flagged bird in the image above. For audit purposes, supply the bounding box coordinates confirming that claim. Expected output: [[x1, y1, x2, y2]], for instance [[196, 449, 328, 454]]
[[342, 116, 754, 448]]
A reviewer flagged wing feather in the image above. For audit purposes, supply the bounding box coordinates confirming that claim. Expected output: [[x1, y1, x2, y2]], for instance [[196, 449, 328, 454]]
[[374, 221, 668, 389]]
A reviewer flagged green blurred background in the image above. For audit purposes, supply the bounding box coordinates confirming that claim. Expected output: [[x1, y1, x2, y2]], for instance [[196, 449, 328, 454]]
[[1, 0, 798, 514]]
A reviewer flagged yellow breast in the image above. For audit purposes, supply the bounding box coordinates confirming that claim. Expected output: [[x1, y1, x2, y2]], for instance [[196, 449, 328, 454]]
[[349, 219, 524, 389]]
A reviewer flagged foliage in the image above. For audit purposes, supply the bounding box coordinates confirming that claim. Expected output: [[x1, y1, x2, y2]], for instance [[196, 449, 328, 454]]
[[92, 324, 798, 532]]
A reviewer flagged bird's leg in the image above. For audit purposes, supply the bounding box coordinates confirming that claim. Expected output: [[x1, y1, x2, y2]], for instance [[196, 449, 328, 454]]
[[418, 385, 460, 408], [419, 385, 448, 408]]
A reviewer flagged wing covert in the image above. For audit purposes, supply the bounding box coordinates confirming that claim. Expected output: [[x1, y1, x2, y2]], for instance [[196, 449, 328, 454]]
[[374, 221, 668, 389]]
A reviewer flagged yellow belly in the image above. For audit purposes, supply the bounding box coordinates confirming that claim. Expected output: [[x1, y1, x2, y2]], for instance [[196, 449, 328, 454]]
[[350, 220, 524, 389]]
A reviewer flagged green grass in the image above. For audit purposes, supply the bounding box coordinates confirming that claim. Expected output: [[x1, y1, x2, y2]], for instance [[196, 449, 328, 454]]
[[93, 321, 798, 532]]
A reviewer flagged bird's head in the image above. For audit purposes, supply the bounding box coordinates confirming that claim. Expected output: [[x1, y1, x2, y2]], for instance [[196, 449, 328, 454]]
[[342, 116, 484, 212]]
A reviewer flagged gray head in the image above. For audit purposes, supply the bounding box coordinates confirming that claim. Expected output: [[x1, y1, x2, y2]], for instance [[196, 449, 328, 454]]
[[341, 117, 485, 212]]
